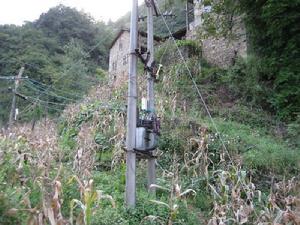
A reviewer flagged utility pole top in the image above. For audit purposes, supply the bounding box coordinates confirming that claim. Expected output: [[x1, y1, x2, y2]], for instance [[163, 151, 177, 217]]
[[145, 0, 159, 16]]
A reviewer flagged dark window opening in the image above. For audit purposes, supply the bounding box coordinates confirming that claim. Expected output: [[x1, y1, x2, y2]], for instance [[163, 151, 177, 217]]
[[112, 61, 117, 71], [123, 55, 128, 65], [203, 5, 212, 13]]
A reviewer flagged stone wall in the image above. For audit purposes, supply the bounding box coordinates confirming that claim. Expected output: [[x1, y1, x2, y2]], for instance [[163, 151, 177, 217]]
[[202, 32, 247, 68], [108, 31, 130, 87], [188, 0, 247, 68], [108, 30, 160, 87]]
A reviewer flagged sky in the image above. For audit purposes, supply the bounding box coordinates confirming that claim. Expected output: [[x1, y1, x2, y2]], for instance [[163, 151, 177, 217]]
[[0, 0, 134, 25]]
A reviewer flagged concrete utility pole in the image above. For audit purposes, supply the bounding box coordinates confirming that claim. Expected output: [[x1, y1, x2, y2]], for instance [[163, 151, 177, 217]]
[[9, 66, 24, 128], [125, 0, 139, 207], [146, 0, 156, 193]]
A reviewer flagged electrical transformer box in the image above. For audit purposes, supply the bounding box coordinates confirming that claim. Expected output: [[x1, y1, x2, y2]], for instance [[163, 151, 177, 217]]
[[135, 127, 156, 151]]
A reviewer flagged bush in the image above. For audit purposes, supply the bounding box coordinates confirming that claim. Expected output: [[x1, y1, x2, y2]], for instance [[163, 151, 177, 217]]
[[286, 115, 300, 148], [222, 56, 265, 106], [91, 208, 129, 225]]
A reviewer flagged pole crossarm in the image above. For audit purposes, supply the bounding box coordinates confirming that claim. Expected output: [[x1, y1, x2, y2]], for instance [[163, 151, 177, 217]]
[[0, 76, 28, 80]]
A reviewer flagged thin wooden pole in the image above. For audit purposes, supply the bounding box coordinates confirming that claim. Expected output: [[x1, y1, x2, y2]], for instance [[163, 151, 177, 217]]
[[125, 0, 139, 207]]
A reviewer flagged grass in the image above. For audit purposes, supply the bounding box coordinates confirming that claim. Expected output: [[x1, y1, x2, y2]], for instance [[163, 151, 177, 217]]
[[205, 118, 300, 175]]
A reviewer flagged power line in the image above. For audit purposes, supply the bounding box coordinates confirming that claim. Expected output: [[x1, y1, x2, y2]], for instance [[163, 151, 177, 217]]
[[28, 79, 83, 99], [0, 76, 28, 80], [35, 77, 96, 92], [21, 94, 68, 106], [7, 28, 119, 120], [24, 97, 64, 112], [2, 28, 115, 115], [22, 80, 78, 102], [23, 33, 107, 111], [18, 102, 37, 115]]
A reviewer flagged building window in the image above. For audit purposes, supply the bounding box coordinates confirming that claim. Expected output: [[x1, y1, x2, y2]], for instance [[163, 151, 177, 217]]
[[119, 41, 123, 50], [203, 5, 212, 13], [112, 61, 117, 71], [123, 55, 128, 65]]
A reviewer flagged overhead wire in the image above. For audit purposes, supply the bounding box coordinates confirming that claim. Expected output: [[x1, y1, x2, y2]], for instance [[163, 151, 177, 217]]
[[1, 28, 117, 121], [17, 41, 101, 114], [24, 97, 64, 112], [28, 78, 83, 99], [16, 84, 69, 116], [18, 103, 37, 115], [11, 29, 116, 115], [155, 0, 233, 162], [20, 93, 69, 106], [7, 77, 80, 117], [22, 80, 78, 102]]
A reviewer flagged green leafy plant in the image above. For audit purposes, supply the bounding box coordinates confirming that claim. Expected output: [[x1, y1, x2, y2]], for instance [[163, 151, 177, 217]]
[[69, 176, 115, 225], [149, 183, 196, 225], [147, 164, 196, 225]]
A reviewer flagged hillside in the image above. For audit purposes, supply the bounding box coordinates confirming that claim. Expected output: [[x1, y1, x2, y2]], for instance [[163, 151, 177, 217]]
[[0, 5, 114, 124], [0, 1, 300, 225], [1, 39, 300, 224]]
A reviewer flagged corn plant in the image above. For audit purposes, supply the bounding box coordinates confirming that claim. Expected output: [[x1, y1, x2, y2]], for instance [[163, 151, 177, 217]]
[[254, 177, 300, 225], [148, 183, 196, 225], [147, 162, 196, 225], [69, 176, 115, 225], [6, 180, 67, 225], [207, 166, 259, 225], [207, 166, 300, 225]]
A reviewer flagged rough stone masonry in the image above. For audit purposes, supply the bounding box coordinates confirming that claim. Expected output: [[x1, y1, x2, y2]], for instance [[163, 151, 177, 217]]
[[188, 0, 247, 68]]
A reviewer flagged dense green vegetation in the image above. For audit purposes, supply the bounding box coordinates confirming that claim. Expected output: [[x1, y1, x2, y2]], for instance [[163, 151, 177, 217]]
[[242, 0, 300, 121], [199, 0, 300, 121], [0, 1, 299, 224], [0, 5, 113, 124]]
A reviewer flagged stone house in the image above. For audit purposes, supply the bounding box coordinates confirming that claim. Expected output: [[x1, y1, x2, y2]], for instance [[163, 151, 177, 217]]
[[108, 1, 247, 86], [108, 29, 161, 87], [108, 29, 131, 87], [186, 0, 247, 68]]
